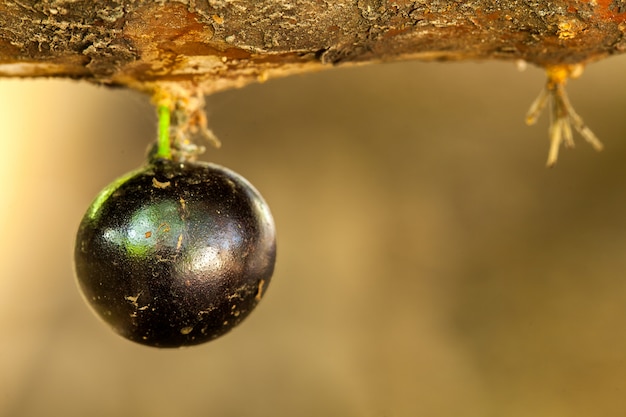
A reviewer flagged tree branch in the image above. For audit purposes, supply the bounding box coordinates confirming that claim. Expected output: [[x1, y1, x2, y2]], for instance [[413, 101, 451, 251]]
[[1, 0, 626, 95]]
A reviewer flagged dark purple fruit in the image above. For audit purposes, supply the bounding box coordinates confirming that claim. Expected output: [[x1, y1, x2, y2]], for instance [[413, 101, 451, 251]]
[[74, 159, 276, 347]]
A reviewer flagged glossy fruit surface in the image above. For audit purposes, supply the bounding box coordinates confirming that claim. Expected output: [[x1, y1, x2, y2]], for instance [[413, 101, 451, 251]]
[[75, 159, 276, 347]]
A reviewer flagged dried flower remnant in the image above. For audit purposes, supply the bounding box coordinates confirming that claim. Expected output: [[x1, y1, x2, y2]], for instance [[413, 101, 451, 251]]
[[152, 84, 222, 162], [526, 65, 604, 167]]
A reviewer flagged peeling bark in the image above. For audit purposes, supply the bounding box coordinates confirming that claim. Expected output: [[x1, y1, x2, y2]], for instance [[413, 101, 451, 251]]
[[1, 0, 626, 95]]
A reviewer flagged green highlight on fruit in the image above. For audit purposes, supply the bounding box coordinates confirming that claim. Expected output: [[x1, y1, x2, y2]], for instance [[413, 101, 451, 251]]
[[85, 168, 141, 222], [156, 104, 172, 160], [102, 201, 184, 258]]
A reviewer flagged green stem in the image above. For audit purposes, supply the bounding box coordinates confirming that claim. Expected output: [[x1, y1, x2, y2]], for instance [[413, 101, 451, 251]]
[[156, 105, 172, 160]]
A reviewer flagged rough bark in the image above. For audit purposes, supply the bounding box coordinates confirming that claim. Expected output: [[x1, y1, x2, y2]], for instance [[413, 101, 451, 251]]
[[1, 0, 626, 95]]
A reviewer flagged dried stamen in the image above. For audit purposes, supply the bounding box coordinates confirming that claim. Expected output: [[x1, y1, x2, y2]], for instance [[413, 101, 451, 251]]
[[525, 65, 602, 167]]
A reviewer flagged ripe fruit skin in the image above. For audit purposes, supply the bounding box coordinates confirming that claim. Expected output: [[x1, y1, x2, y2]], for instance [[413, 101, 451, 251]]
[[75, 159, 276, 348]]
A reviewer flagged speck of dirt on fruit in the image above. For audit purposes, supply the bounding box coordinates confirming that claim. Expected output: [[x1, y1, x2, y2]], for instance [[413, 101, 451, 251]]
[[125, 294, 140, 307], [255, 279, 265, 301], [145, 231, 152, 238], [225, 178, 237, 193], [152, 177, 171, 189]]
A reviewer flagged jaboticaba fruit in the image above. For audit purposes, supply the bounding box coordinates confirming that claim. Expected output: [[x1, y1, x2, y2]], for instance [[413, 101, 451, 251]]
[[74, 159, 276, 347]]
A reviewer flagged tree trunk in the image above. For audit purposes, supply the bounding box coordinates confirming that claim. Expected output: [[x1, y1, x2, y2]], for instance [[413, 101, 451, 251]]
[[1, 0, 626, 95]]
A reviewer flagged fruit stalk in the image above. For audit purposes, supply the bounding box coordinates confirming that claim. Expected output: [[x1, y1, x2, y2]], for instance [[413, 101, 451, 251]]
[[156, 105, 172, 160]]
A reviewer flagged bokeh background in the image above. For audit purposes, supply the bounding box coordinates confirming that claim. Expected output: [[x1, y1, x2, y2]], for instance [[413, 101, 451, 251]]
[[2, 56, 626, 417]]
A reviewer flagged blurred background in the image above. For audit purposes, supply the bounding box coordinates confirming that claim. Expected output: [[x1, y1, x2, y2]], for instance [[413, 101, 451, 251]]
[[1, 56, 626, 417]]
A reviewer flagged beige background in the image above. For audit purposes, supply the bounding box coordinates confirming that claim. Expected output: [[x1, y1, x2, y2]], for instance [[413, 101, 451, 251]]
[[1, 56, 626, 417]]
